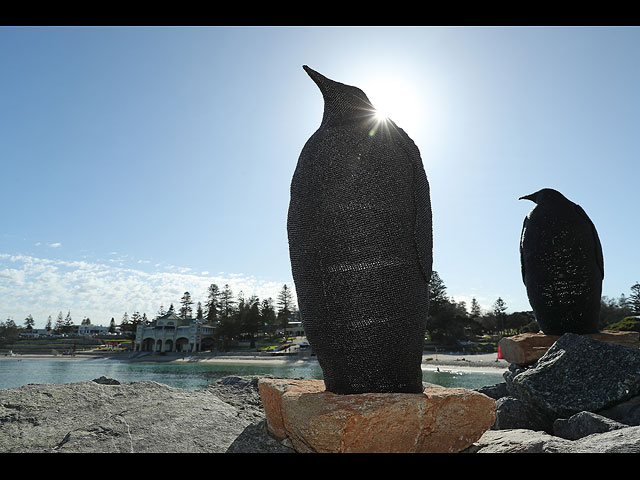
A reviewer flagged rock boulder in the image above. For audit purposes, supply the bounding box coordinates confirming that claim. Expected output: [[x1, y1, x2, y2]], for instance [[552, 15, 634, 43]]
[[258, 377, 496, 453], [508, 333, 640, 419], [0, 376, 290, 453]]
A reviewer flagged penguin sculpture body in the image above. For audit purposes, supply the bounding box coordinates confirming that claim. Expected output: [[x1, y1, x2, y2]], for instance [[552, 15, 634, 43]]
[[519, 188, 604, 335], [287, 66, 432, 394]]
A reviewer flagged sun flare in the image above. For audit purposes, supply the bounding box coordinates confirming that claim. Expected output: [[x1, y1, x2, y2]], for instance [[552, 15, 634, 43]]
[[374, 109, 389, 123], [363, 75, 423, 135]]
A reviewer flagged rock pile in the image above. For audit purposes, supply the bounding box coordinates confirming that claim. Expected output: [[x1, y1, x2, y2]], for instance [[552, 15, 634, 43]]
[[4, 331, 640, 453], [469, 332, 640, 453]]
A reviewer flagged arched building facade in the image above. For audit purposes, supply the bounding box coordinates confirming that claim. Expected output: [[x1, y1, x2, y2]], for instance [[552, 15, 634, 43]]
[[134, 312, 216, 353]]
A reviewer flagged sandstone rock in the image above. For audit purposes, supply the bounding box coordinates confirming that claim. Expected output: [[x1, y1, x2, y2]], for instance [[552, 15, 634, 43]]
[[498, 330, 639, 366], [508, 333, 640, 419], [258, 377, 496, 453], [553, 411, 628, 440]]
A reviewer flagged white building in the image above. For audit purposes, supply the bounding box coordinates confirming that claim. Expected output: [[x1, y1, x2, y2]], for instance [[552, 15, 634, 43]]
[[77, 324, 110, 336], [19, 329, 44, 338], [134, 312, 216, 353], [282, 321, 306, 338]]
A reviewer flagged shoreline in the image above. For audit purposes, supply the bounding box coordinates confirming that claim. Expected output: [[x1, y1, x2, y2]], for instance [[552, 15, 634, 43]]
[[1, 350, 509, 374]]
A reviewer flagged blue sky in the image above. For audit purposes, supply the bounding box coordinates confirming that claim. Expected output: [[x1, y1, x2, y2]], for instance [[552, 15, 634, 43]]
[[1, 26, 639, 328]]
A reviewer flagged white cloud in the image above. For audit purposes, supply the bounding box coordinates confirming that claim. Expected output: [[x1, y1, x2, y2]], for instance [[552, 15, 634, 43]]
[[0, 253, 295, 328], [48, 242, 62, 248]]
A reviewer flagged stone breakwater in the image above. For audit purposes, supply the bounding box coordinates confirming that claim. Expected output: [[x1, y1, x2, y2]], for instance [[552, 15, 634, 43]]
[[2, 332, 640, 453], [471, 332, 640, 453]]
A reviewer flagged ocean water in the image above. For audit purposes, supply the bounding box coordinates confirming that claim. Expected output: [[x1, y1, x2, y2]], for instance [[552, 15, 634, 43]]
[[0, 357, 504, 391]]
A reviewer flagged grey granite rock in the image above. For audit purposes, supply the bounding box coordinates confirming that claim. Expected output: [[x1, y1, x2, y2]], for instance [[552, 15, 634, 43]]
[[475, 381, 508, 400], [493, 396, 554, 432], [471, 425, 640, 453], [466, 428, 574, 453], [508, 333, 640, 418], [92, 376, 121, 385], [597, 394, 640, 426], [553, 411, 628, 440], [0, 376, 291, 453]]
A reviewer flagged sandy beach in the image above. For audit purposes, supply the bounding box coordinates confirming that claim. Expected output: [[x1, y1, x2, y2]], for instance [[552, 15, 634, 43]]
[[174, 351, 509, 374], [421, 352, 509, 374], [2, 350, 509, 374]]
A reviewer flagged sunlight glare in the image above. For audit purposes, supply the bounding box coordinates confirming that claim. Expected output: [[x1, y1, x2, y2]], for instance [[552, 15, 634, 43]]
[[374, 108, 389, 123], [364, 75, 422, 134]]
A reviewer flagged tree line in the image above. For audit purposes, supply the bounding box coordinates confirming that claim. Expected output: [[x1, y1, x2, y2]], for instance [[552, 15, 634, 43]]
[[426, 272, 640, 346], [0, 283, 298, 347], [114, 283, 298, 348], [2, 277, 640, 348]]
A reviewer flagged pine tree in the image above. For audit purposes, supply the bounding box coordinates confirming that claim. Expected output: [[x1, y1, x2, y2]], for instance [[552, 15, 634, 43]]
[[470, 298, 482, 318], [428, 271, 449, 316], [244, 295, 262, 348], [456, 299, 468, 315], [109, 317, 116, 333], [196, 302, 204, 322], [131, 312, 141, 331], [120, 312, 130, 336], [261, 298, 277, 335], [205, 284, 220, 323], [64, 311, 73, 331], [54, 311, 64, 334], [45, 315, 52, 333], [219, 284, 235, 319], [0, 318, 19, 343], [630, 282, 640, 314], [493, 298, 508, 334], [619, 293, 629, 309], [179, 292, 194, 319], [277, 284, 294, 339]]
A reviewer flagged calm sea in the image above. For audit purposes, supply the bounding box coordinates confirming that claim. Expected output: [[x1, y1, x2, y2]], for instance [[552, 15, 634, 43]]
[[0, 357, 504, 391]]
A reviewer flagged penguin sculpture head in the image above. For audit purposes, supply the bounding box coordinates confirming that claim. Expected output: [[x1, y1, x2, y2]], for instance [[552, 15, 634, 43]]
[[303, 65, 378, 127], [518, 187, 604, 335], [519, 188, 569, 205]]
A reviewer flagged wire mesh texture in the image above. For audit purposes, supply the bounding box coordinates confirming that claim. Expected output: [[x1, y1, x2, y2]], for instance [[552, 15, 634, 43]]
[[287, 66, 432, 394], [520, 188, 604, 335]]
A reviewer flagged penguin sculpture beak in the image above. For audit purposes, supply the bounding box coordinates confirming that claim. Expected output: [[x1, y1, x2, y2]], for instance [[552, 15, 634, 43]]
[[519, 193, 536, 202], [303, 65, 330, 95]]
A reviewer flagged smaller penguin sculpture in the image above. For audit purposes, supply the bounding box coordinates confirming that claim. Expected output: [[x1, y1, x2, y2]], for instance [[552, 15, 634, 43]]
[[519, 188, 604, 335]]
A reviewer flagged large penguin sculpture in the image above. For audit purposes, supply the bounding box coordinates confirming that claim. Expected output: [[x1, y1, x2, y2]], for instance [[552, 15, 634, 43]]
[[287, 65, 432, 394], [519, 188, 604, 335]]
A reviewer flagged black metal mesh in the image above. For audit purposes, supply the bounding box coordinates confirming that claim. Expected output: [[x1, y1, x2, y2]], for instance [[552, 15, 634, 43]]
[[287, 66, 432, 394], [519, 188, 604, 335]]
